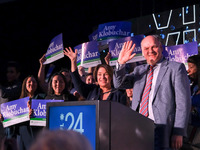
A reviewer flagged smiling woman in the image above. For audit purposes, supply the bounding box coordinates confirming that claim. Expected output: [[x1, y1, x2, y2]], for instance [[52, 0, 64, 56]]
[[45, 72, 77, 101], [93, 64, 113, 89], [18, 75, 45, 150]]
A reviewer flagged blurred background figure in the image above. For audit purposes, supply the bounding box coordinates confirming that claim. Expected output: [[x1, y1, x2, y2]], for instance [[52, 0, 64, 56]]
[[1, 61, 22, 102], [29, 130, 92, 150], [1, 137, 18, 150], [0, 61, 22, 146], [78, 66, 87, 83], [85, 73, 95, 85], [125, 88, 133, 107], [59, 68, 74, 93], [187, 55, 200, 96]]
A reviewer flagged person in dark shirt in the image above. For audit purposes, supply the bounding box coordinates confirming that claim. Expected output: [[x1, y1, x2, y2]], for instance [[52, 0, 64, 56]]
[[0, 61, 22, 143], [1, 61, 22, 102]]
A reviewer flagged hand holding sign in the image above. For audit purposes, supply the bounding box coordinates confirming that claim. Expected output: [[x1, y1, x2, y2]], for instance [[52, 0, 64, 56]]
[[39, 54, 46, 66], [104, 52, 111, 65], [118, 41, 136, 65], [0, 114, 3, 122], [1, 97, 30, 127], [44, 33, 64, 64]]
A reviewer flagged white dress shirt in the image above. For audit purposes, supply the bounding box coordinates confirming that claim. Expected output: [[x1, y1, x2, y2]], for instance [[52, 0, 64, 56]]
[[147, 62, 161, 121]]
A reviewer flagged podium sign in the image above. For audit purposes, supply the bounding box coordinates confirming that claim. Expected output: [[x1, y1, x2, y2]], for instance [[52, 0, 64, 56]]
[[46, 100, 154, 150], [47, 101, 97, 150]]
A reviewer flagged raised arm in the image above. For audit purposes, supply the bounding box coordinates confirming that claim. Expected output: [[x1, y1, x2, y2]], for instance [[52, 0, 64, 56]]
[[63, 47, 78, 72], [104, 52, 111, 65], [38, 54, 48, 93], [113, 41, 136, 89], [118, 41, 136, 64], [63, 47, 96, 98]]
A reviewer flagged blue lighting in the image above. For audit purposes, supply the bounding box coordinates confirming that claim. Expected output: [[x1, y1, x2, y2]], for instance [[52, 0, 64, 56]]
[[160, 34, 165, 39], [158, 14, 160, 18], [184, 40, 189, 44], [158, 23, 161, 27], [149, 24, 151, 28], [170, 25, 175, 31], [186, 6, 189, 14], [179, 13, 182, 17], [131, 33, 134, 37]]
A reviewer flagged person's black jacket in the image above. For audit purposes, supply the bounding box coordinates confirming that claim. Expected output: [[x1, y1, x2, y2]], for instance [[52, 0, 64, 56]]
[[45, 94, 77, 101], [1, 80, 22, 101], [70, 70, 126, 105]]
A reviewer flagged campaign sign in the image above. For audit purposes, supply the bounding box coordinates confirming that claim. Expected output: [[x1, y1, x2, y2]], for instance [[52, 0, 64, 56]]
[[74, 41, 101, 68], [88, 29, 98, 41], [109, 35, 145, 66], [48, 105, 96, 150], [44, 33, 64, 64], [163, 42, 198, 69], [30, 99, 64, 126], [1, 97, 29, 127], [98, 21, 132, 40]]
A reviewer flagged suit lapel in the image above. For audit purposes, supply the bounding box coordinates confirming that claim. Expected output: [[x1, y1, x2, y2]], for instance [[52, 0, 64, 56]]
[[152, 59, 168, 103]]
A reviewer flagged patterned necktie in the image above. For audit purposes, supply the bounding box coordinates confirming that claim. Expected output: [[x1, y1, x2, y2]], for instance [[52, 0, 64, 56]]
[[139, 65, 154, 117]]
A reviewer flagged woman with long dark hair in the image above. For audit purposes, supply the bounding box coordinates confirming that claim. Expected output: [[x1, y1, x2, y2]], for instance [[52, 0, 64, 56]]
[[18, 75, 45, 150], [45, 72, 76, 101]]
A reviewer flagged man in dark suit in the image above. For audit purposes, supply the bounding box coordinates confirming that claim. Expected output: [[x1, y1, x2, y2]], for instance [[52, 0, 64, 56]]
[[113, 35, 191, 149]]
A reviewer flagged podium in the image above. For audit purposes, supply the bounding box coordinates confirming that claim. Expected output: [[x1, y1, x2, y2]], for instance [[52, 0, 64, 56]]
[[46, 100, 154, 150]]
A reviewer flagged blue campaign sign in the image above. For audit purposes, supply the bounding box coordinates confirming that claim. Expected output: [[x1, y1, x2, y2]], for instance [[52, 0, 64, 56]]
[[108, 35, 145, 66], [89, 29, 98, 41], [44, 33, 64, 64], [74, 41, 101, 68], [163, 41, 198, 63], [30, 99, 64, 126], [1, 97, 30, 127], [31, 99, 64, 119], [98, 21, 132, 40], [48, 105, 96, 150]]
